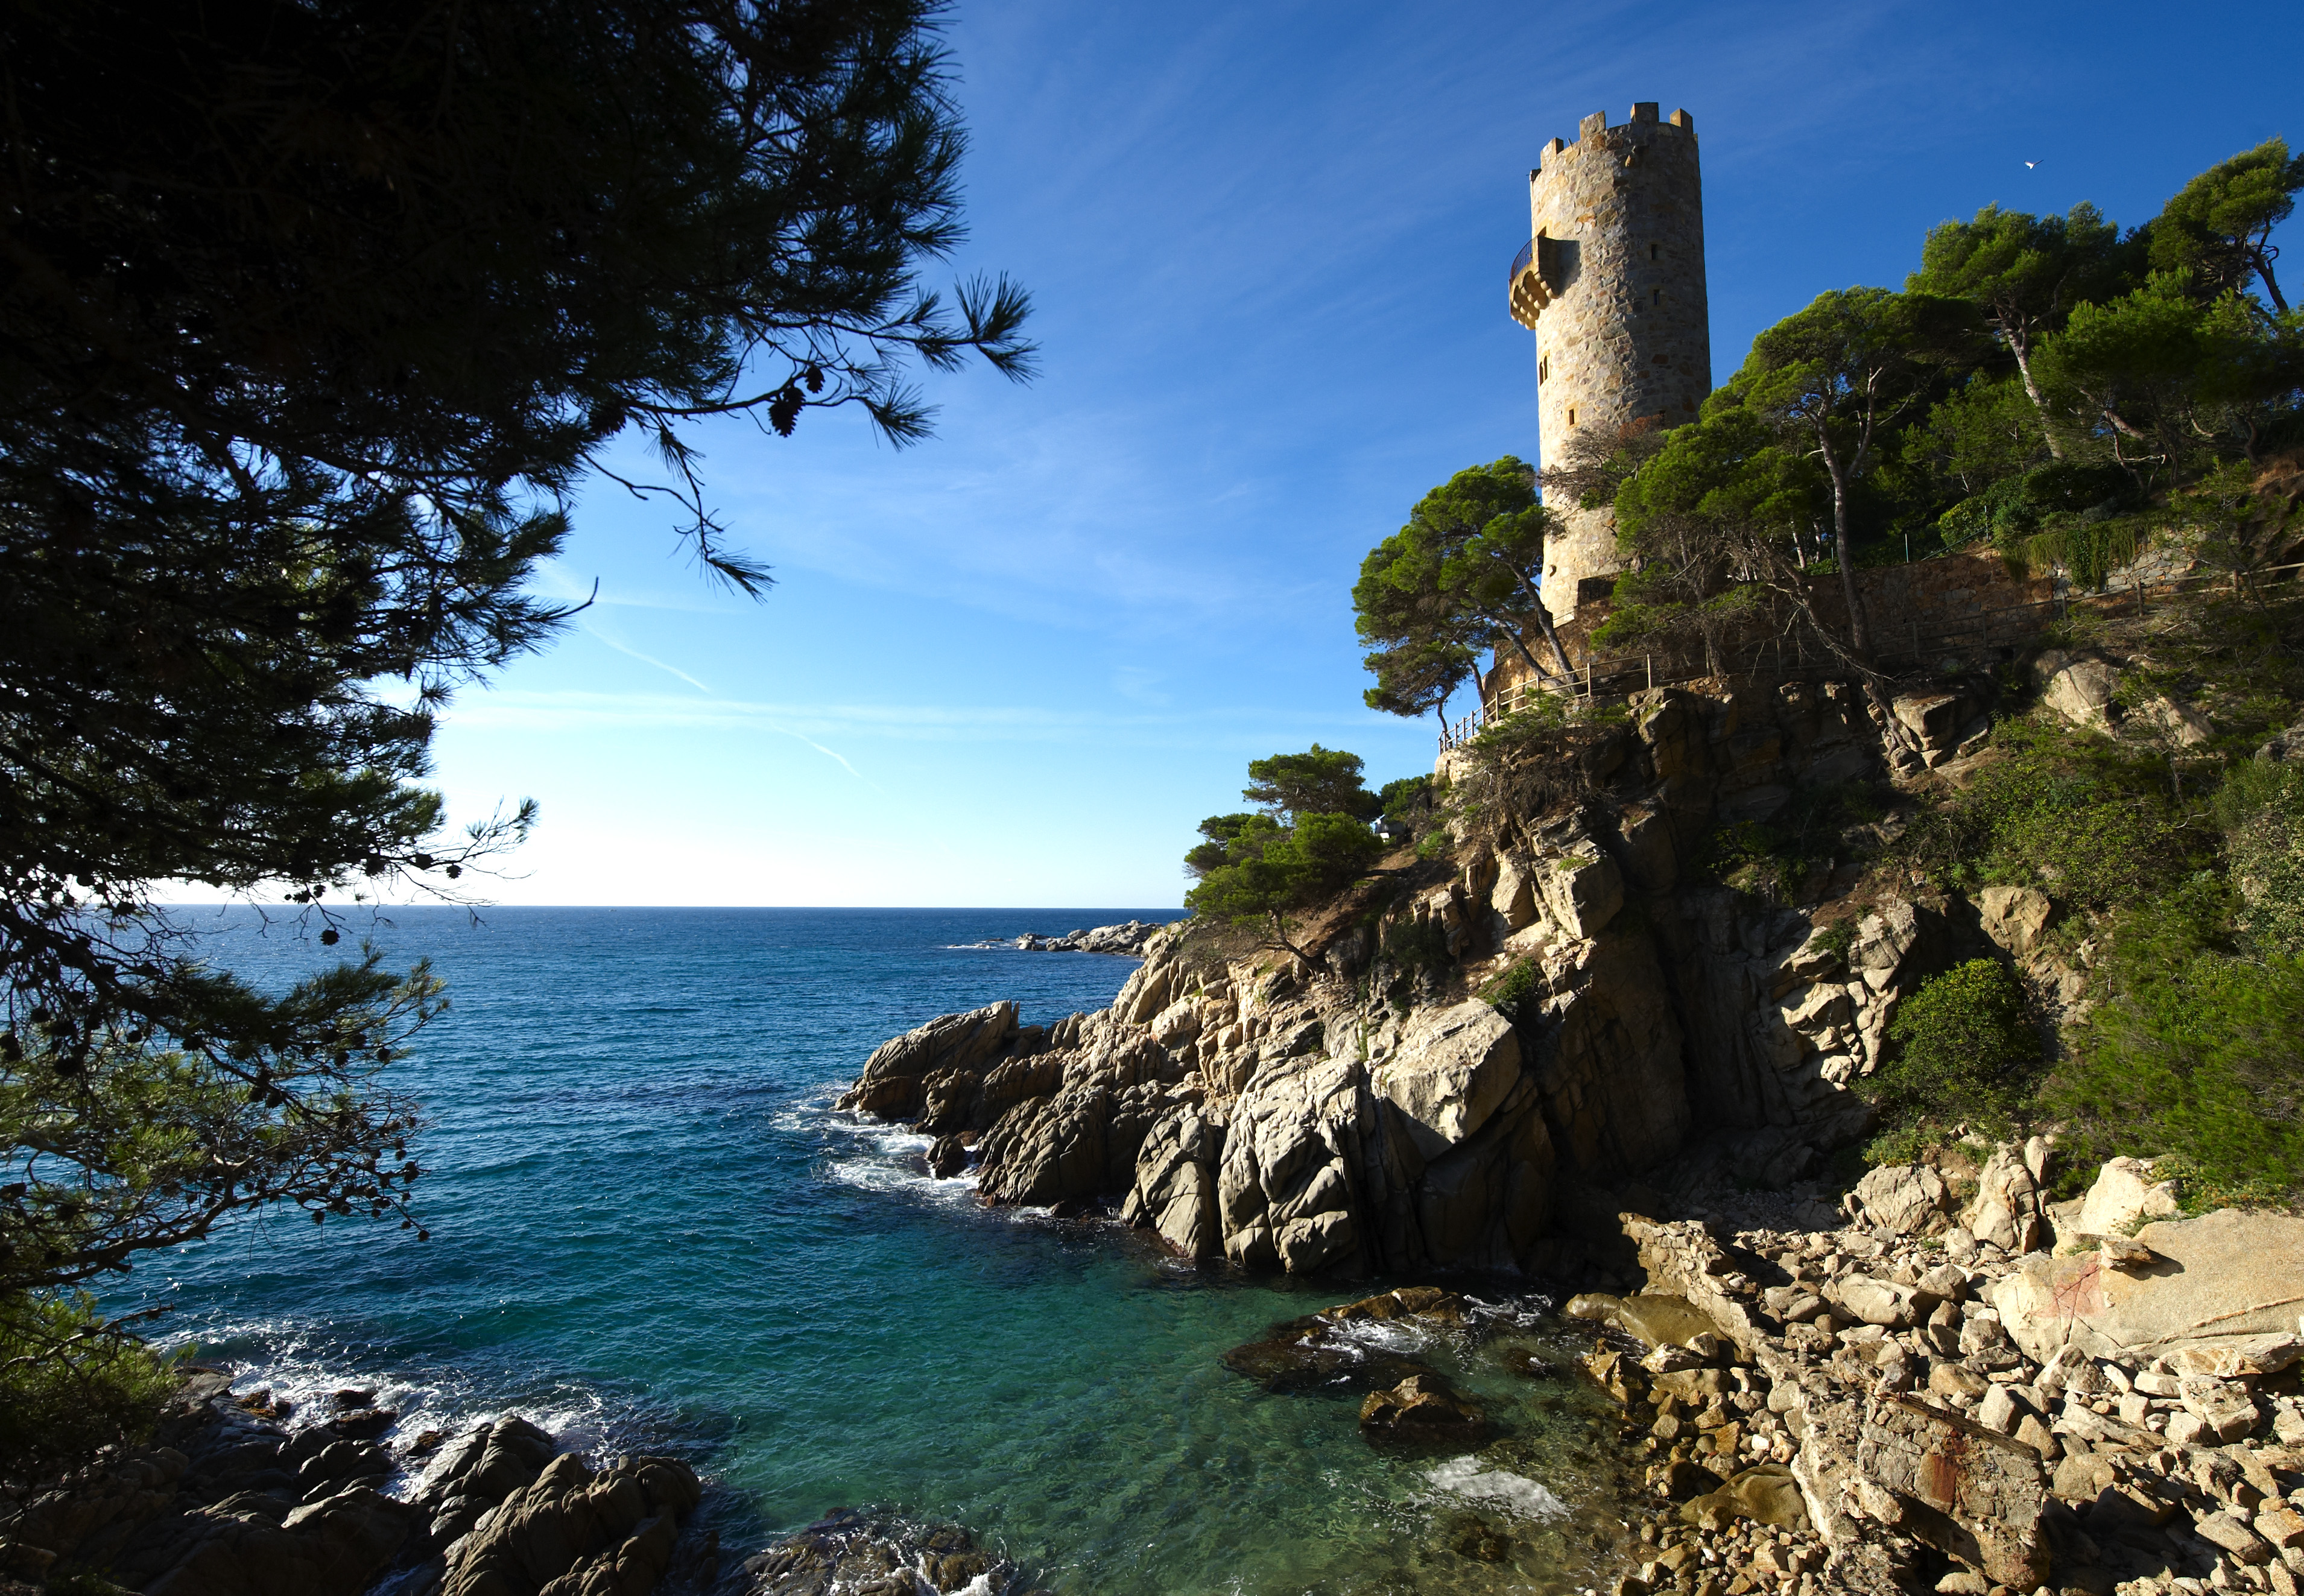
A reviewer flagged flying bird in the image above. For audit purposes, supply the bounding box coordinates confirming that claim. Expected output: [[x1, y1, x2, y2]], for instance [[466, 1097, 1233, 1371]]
[[2025, 160, 2041, 169]]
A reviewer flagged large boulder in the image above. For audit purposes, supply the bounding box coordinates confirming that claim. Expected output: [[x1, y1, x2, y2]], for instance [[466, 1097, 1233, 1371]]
[[1856, 1396, 2048, 1591], [1538, 845, 1624, 942], [441, 1451, 701, 1596], [1531, 929, 1689, 1184], [143, 1486, 418, 1596], [413, 1416, 559, 1547], [1119, 1104, 1222, 1258], [1850, 1164, 1949, 1236], [837, 1002, 1019, 1118], [976, 1070, 1177, 1209], [1369, 1001, 1520, 1159], [1989, 1207, 2304, 1367], [2069, 1154, 2181, 1236], [1681, 1465, 1809, 1532], [1962, 1142, 2048, 1255], [1562, 1290, 1725, 1354], [2034, 650, 2122, 732], [1217, 1056, 1366, 1273], [1849, 899, 1920, 989], [1973, 885, 2054, 959]]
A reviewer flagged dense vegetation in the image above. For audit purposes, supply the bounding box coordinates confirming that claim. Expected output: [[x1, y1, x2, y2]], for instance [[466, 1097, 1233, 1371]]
[[1596, 141, 2302, 670], [1874, 633, 2304, 1199], [1353, 458, 1576, 725], [1183, 747, 1390, 963], [0, 0, 1029, 1478]]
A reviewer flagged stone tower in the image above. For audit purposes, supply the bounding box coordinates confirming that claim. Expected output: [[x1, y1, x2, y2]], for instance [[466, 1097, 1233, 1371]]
[[1508, 102, 1711, 625]]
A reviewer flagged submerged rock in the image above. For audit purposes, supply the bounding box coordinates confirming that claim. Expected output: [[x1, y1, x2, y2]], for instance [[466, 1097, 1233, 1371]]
[[738, 1512, 1046, 1596], [1358, 1373, 1488, 1451], [1221, 1287, 1483, 1396]]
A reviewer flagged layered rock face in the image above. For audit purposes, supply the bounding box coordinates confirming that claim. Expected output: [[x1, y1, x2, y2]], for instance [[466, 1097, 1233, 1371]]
[[840, 676, 1985, 1279]]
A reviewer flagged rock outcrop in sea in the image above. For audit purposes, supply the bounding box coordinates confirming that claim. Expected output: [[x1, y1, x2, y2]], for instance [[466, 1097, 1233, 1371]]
[[955, 920, 1165, 954], [843, 677, 1941, 1274]]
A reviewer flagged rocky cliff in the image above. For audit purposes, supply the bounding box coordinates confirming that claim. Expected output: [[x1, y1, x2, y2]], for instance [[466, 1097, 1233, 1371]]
[[840, 672, 2027, 1280]]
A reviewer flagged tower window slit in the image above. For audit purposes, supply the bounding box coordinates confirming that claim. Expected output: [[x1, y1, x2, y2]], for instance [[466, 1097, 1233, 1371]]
[[1568, 407, 1577, 426], [1652, 288, 1662, 306]]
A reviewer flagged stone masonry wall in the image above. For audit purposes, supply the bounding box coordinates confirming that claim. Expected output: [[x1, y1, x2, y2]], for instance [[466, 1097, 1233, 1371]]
[[1521, 103, 1711, 624]]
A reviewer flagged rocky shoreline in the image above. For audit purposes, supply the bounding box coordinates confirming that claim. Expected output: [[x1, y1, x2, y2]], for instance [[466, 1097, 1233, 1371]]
[[0, 1382, 711, 1596], [836, 981, 2304, 1596], [1554, 1155, 2304, 1596]]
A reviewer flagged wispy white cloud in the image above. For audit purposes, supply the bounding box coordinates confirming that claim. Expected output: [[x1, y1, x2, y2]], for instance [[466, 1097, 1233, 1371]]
[[440, 688, 1392, 747], [581, 625, 714, 694], [758, 723, 885, 793]]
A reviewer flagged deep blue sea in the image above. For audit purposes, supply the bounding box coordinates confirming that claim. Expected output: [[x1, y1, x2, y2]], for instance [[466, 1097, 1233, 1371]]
[[125, 908, 1633, 1595]]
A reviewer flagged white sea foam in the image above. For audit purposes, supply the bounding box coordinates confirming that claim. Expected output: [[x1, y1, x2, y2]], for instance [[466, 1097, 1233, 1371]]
[[1328, 1317, 1432, 1357], [1423, 1455, 1570, 1521], [782, 1094, 1010, 1214], [154, 1315, 628, 1498]]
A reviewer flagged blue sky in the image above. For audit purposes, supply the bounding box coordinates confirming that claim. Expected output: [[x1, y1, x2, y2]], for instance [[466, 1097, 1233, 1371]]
[[415, 0, 2302, 908]]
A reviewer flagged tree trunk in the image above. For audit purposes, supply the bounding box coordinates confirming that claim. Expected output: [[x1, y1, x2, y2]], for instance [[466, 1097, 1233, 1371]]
[[2005, 329, 2065, 461], [1496, 625, 1554, 688], [1508, 573, 1578, 680], [1822, 448, 1870, 658], [2253, 235, 2290, 313], [1265, 908, 1319, 969], [1817, 435, 1913, 754]]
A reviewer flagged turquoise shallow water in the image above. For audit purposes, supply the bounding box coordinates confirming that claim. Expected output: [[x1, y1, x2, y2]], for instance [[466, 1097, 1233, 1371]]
[[127, 908, 1638, 1595]]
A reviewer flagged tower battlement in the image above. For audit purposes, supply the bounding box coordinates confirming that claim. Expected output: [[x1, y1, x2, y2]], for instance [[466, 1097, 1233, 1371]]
[[1505, 101, 1711, 625]]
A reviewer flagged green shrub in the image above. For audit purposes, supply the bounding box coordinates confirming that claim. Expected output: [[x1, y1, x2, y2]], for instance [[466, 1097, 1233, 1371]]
[[45, 1577, 135, 1596], [1377, 776, 1432, 831], [1380, 917, 1451, 984], [1698, 819, 1800, 901], [1938, 461, 2139, 583], [1861, 959, 2042, 1155], [1814, 919, 1857, 965], [2216, 759, 2304, 954], [2051, 931, 2304, 1197], [1693, 784, 1888, 905], [0, 1291, 181, 1484], [1478, 958, 1543, 1024], [1897, 720, 2201, 907]]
